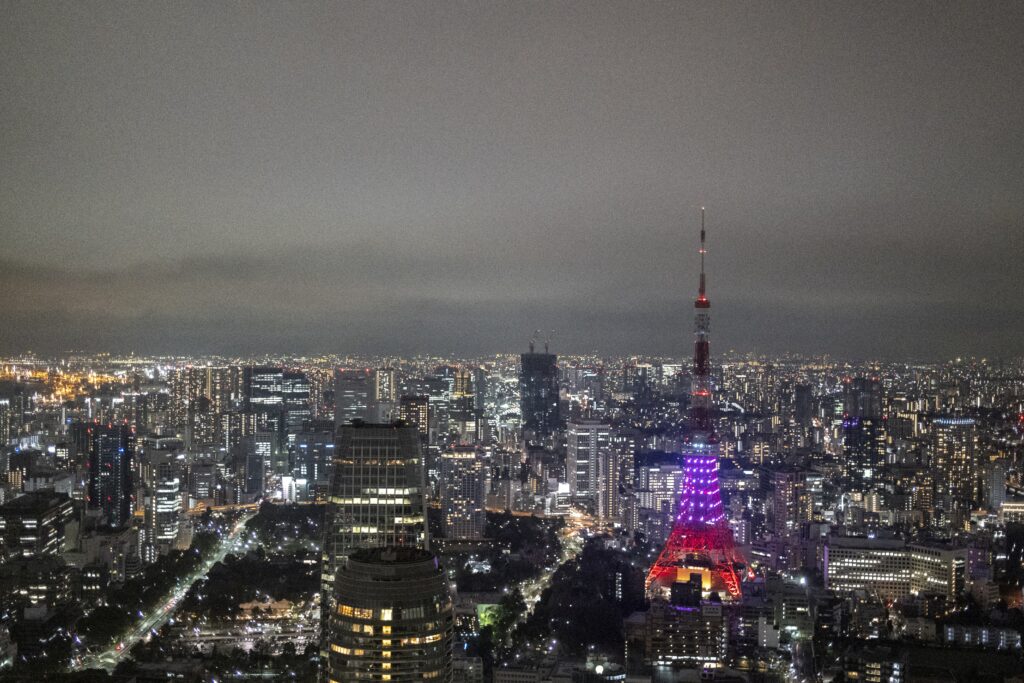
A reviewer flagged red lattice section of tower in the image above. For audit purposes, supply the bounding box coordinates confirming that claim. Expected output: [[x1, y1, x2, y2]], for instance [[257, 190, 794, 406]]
[[646, 451, 745, 600]]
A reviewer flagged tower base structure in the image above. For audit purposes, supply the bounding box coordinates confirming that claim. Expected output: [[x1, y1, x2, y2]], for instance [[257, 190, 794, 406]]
[[646, 524, 745, 601], [646, 448, 747, 603]]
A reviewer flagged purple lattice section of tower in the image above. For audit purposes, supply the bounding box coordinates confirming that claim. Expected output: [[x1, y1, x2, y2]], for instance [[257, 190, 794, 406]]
[[677, 451, 725, 525]]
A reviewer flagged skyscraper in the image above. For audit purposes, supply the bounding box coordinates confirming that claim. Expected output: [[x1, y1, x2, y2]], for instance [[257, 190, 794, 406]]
[[87, 424, 135, 529], [321, 422, 428, 656], [282, 369, 311, 433], [440, 446, 487, 540], [566, 419, 612, 498], [794, 383, 813, 428], [519, 344, 560, 445], [0, 398, 11, 445], [244, 366, 284, 411], [143, 451, 183, 561], [326, 547, 453, 682], [244, 365, 285, 434], [291, 428, 334, 498], [373, 368, 396, 422], [932, 417, 978, 520], [398, 394, 430, 439], [984, 459, 1008, 511], [334, 369, 373, 427], [596, 448, 623, 522], [770, 467, 811, 539]]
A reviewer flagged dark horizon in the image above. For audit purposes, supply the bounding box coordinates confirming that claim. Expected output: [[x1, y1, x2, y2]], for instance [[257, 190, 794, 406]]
[[3, 3, 1022, 359]]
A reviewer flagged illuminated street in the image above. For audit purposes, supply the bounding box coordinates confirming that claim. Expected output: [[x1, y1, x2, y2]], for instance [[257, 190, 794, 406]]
[[76, 510, 256, 672], [518, 513, 589, 618]]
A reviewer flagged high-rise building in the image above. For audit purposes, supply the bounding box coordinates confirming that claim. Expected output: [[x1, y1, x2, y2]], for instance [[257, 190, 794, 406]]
[[440, 447, 487, 540], [0, 399, 11, 445], [291, 428, 334, 497], [472, 367, 489, 412], [244, 366, 284, 412], [984, 459, 1008, 511], [244, 365, 286, 435], [326, 547, 453, 682], [143, 451, 182, 561], [86, 424, 135, 529], [843, 416, 887, 489], [373, 368, 396, 422], [636, 463, 685, 517], [0, 491, 73, 559], [794, 384, 813, 427], [170, 366, 235, 446], [843, 377, 883, 419], [596, 448, 623, 522], [770, 467, 811, 539], [565, 420, 611, 498], [932, 417, 978, 515], [282, 370, 311, 433], [398, 395, 430, 439], [321, 422, 428, 655], [519, 346, 560, 445], [452, 368, 473, 398], [239, 435, 265, 499], [334, 369, 373, 427]]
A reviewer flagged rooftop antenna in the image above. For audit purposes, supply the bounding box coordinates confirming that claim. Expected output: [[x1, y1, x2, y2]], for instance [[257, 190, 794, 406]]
[[699, 206, 706, 300], [529, 329, 541, 354], [544, 330, 554, 354]]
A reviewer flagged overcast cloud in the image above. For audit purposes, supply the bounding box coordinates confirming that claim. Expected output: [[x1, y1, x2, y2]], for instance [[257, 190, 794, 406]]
[[1, 2, 1022, 358]]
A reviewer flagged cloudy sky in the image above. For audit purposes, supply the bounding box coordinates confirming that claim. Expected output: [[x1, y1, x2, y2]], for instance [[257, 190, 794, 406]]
[[2, 2, 1021, 358]]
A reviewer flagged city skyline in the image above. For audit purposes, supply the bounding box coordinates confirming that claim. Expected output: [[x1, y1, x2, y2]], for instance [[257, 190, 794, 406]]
[[2, 3, 1023, 359]]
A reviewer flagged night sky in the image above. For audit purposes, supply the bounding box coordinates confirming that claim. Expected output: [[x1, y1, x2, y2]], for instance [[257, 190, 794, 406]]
[[2, 3, 1022, 359]]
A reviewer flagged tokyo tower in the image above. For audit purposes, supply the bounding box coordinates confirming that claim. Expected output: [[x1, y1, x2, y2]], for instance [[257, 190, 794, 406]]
[[646, 209, 746, 601]]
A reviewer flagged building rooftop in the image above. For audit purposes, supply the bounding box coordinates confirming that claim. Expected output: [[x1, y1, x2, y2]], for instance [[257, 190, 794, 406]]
[[0, 490, 71, 512]]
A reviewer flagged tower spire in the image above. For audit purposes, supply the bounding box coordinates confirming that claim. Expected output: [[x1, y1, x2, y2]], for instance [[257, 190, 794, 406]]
[[699, 207, 706, 299], [691, 208, 713, 438]]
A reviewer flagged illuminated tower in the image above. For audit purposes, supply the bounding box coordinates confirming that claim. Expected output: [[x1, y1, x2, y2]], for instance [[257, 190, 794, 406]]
[[646, 210, 745, 602]]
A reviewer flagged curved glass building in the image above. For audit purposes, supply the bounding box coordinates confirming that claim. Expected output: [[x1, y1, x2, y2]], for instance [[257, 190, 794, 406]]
[[327, 547, 453, 682]]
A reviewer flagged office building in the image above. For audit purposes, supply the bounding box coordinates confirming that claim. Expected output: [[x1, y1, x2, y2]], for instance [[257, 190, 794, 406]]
[[519, 346, 560, 445], [87, 424, 135, 529], [398, 395, 430, 439], [334, 369, 373, 427], [143, 451, 182, 561], [1000, 500, 1024, 525], [327, 547, 453, 682], [321, 422, 428, 653], [0, 491, 73, 559], [373, 368, 396, 422], [824, 536, 966, 602], [291, 428, 334, 498], [636, 464, 685, 516], [282, 370, 312, 433]]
